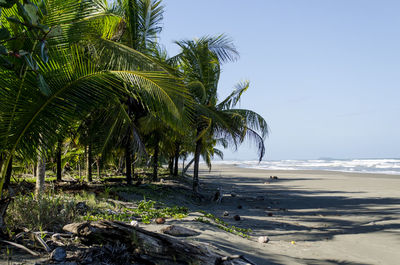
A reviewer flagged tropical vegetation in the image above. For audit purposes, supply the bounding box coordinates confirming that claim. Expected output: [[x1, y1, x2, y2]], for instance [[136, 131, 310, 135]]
[[0, 0, 268, 235]]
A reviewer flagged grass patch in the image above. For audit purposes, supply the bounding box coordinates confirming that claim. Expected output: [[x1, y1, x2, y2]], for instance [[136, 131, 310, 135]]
[[6, 192, 78, 232], [83, 198, 188, 224], [194, 210, 252, 238]]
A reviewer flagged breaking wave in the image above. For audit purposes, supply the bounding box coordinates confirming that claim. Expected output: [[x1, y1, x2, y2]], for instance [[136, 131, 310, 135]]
[[212, 159, 400, 175]]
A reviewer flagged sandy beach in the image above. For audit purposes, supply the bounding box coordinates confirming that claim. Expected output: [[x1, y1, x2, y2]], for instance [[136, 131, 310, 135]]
[[167, 164, 400, 265]]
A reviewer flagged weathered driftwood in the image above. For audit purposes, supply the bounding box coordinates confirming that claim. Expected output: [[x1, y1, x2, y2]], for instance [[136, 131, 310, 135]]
[[63, 220, 255, 265], [0, 239, 40, 257]]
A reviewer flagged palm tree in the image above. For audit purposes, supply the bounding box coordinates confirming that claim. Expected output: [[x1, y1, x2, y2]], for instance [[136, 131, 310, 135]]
[[82, 0, 185, 184], [0, 0, 186, 195], [175, 35, 269, 192]]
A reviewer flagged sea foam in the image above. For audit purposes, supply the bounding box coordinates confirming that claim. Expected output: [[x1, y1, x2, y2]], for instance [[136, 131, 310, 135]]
[[211, 159, 400, 175]]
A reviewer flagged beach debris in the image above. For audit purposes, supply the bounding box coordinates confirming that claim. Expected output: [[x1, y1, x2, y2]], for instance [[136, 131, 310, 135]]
[[273, 176, 278, 180], [63, 220, 254, 264], [217, 255, 258, 265], [130, 220, 139, 227], [212, 188, 223, 204], [155, 217, 166, 224], [267, 212, 273, 217], [258, 236, 270, 244], [231, 192, 237, 197], [264, 181, 270, 184], [160, 178, 165, 183], [233, 215, 241, 221], [291, 241, 296, 245], [223, 211, 229, 216], [75, 201, 88, 215], [106, 209, 118, 215], [50, 247, 67, 262], [237, 205, 242, 209], [0, 239, 39, 256], [161, 225, 200, 237]]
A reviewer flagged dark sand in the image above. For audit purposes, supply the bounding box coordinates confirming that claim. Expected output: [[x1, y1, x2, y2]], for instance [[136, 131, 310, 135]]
[[155, 164, 400, 265]]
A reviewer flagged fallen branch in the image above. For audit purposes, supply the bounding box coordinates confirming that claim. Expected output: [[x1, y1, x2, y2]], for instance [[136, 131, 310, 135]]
[[0, 239, 40, 257], [33, 233, 51, 253]]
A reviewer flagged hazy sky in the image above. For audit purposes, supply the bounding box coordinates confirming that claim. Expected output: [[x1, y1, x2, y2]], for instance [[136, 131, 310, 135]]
[[159, 0, 400, 160]]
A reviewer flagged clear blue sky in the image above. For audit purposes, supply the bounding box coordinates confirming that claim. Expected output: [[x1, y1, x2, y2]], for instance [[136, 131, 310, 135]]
[[159, 0, 400, 160]]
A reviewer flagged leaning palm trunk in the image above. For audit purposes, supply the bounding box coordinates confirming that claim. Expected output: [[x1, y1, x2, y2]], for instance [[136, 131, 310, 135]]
[[35, 154, 46, 197], [183, 157, 194, 175], [192, 139, 202, 193], [3, 157, 13, 190]]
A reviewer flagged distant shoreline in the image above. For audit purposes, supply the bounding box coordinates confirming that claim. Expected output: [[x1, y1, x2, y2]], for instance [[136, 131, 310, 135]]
[[206, 158, 400, 175]]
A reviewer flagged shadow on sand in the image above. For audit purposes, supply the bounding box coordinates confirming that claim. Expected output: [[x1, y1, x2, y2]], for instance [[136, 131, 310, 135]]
[[189, 169, 399, 265]]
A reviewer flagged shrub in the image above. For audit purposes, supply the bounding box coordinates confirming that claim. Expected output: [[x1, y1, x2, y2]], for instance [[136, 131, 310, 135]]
[[6, 193, 77, 232]]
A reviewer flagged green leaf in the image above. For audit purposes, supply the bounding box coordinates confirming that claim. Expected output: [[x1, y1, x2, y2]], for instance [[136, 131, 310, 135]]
[[0, 45, 7, 55], [38, 24, 50, 34], [0, 0, 16, 8], [40, 41, 48, 63], [23, 54, 34, 69], [37, 73, 50, 96], [6, 16, 24, 26], [23, 3, 39, 26], [47, 25, 62, 38], [0, 27, 10, 40]]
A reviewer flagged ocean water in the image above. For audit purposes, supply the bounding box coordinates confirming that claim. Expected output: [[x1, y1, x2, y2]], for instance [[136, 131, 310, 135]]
[[212, 159, 400, 175]]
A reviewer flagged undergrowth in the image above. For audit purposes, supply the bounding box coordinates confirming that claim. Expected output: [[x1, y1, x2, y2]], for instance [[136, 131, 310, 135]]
[[6, 183, 189, 235], [194, 210, 252, 238], [6, 192, 77, 232], [83, 198, 188, 224]]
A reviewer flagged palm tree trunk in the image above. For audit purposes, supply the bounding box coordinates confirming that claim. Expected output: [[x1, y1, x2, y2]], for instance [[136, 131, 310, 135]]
[[125, 142, 132, 185], [168, 158, 173, 175], [132, 153, 136, 180], [152, 139, 160, 182], [173, 143, 180, 176], [56, 141, 62, 182], [0, 197, 11, 237], [193, 139, 202, 193], [3, 157, 12, 190], [118, 156, 124, 174], [35, 154, 46, 197], [96, 157, 101, 178], [86, 145, 92, 182], [183, 157, 194, 174], [33, 162, 37, 178]]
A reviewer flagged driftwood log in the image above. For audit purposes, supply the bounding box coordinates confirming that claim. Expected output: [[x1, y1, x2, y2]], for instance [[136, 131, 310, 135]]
[[63, 220, 255, 265]]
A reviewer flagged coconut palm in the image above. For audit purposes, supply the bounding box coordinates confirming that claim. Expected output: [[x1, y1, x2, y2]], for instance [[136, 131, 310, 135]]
[[80, 0, 182, 184], [175, 35, 269, 192], [0, 0, 186, 195]]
